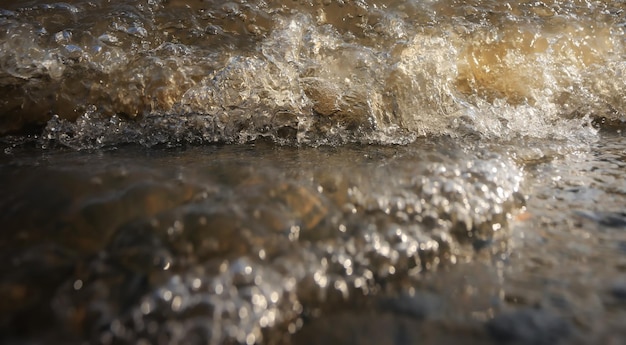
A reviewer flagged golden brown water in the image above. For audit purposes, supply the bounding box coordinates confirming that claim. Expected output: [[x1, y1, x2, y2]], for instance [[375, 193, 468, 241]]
[[1, 1, 626, 344], [1, 0, 624, 143]]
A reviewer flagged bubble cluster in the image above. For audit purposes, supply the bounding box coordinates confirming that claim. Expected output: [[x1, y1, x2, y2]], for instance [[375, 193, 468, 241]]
[[0, 143, 519, 344]]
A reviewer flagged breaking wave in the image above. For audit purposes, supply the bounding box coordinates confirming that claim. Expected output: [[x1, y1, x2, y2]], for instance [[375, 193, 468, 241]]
[[1, 0, 624, 148]]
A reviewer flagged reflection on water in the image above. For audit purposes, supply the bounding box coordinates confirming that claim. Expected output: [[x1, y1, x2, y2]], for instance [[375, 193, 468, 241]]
[[0, 139, 523, 344], [502, 131, 626, 345], [2, 132, 626, 344], [1, 0, 626, 344]]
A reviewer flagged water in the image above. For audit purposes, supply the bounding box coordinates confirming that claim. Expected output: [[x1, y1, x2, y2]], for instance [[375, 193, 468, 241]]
[[1, 0, 626, 344]]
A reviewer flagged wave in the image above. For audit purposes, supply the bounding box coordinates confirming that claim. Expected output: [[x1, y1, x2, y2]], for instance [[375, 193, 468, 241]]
[[1, 0, 624, 147]]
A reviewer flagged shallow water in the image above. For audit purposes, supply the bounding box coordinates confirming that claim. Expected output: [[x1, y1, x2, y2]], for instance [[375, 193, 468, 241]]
[[2, 134, 626, 345], [1, 0, 626, 344]]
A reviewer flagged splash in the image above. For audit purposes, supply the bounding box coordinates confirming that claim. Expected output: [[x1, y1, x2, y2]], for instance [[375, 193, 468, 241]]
[[1, 0, 624, 147]]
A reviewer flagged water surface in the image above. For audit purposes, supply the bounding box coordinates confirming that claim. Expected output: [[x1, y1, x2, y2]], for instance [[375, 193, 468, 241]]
[[1, 0, 626, 344]]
